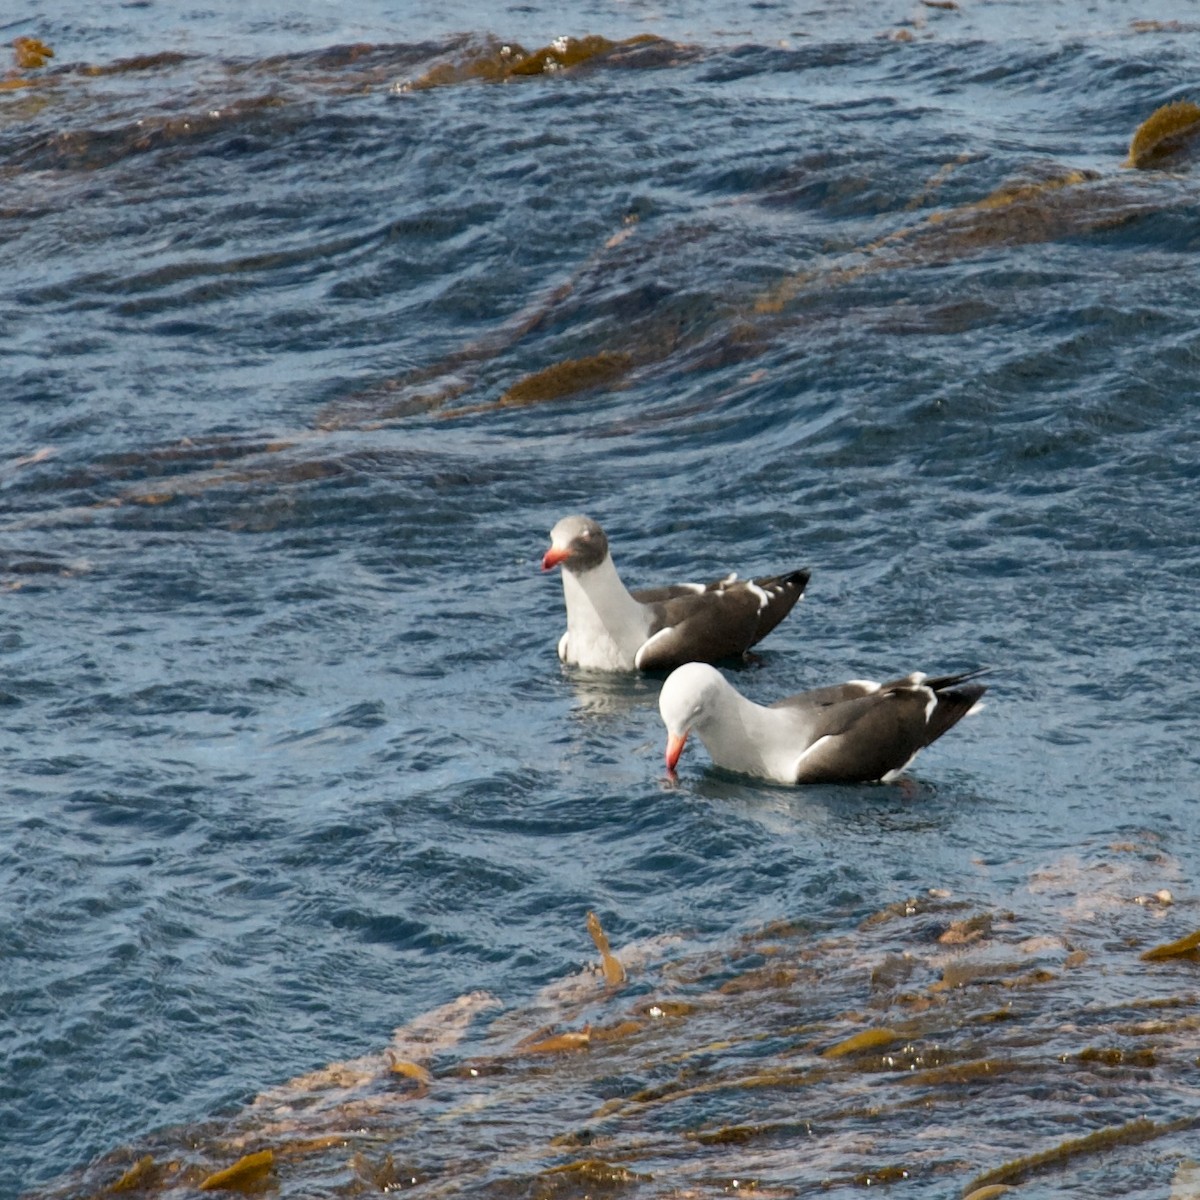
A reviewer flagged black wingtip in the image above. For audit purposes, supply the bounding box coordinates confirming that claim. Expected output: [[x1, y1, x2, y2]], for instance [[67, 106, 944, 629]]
[[923, 680, 988, 748], [780, 567, 811, 592], [747, 567, 811, 647], [926, 665, 993, 692]]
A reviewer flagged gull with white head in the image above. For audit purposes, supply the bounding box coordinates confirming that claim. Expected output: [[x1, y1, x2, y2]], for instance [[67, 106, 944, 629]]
[[658, 662, 987, 784]]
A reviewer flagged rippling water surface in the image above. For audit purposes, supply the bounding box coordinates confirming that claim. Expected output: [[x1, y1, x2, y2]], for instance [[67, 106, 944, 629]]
[[3, 1, 1200, 1196]]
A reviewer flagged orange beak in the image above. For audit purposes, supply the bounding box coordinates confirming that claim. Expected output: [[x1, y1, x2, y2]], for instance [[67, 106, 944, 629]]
[[541, 545, 570, 571], [665, 731, 688, 772]]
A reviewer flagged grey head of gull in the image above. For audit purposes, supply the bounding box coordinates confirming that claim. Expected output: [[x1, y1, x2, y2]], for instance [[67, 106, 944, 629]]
[[659, 662, 988, 784], [541, 515, 810, 672]]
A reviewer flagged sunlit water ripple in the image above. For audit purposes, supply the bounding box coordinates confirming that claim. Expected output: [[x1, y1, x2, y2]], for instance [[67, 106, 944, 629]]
[[2, 1, 1199, 1196]]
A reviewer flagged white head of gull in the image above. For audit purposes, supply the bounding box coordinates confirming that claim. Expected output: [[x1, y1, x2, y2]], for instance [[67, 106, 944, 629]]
[[541, 515, 810, 673], [658, 662, 987, 785]]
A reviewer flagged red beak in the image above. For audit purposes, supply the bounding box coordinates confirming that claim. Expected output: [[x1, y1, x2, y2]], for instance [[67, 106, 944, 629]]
[[542, 546, 570, 571], [665, 731, 688, 772]]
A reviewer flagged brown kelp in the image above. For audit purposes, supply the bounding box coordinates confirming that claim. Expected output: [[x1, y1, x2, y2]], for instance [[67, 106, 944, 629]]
[[1140, 926, 1200, 961], [0, 33, 691, 174], [961, 1116, 1197, 1195], [1124, 99, 1200, 168], [196, 1150, 274, 1192], [24, 837, 1200, 1199], [4, 42, 1199, 548], [588, 910, 628, 987], [396, 34, 679, 91]]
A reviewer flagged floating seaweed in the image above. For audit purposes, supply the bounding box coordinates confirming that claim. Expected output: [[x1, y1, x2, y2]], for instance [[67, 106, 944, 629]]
[[938, 914, 995, 946], [106, 1155, 158, 1193], [821, 1026, 903, 1058], [2, 35, 54, 89], [517, 1027, 593, 1055], [1077, 1046, 1157, 1068], [540, 1158, 650, 1184], [197, 1149, 274, 1192], [6, 64, 1197, 528], [396, 34, 674, 91], [441, 351, 637, 420], [1125, 99, 1200, 169], [24, 859, 1200, 1199], [853, 1162, 916, 1185], [12, 36, 54, 69], [907, 1057, 1027, 1087], [587, 910, 628, 987], [1140, 926, 1200, 961], [962, 1116, 1199, 1194], [389, 1060, 432, 1097]]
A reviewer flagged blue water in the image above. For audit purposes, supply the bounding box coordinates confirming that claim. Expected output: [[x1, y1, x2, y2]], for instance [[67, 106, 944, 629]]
[[3, 2, 1200, 1196]]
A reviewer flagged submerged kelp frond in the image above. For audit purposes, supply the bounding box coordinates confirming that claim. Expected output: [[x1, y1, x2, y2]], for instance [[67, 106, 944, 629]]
[[757, 95, 1195, 321], [437, 351, 637, 419], [1125, 99, 1200, 168], [752, 163, 1102, 315], [76, 51, 193, 77], [960, 166, 1097, 212], [499, 351, 634, 408]]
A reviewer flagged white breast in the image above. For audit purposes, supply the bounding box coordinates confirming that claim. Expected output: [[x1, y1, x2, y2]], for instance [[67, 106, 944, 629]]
[[559, 557, 652, 671]]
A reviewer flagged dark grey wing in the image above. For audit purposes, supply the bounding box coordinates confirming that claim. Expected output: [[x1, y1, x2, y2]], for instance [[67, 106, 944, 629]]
[[790, 673, 988, 782], [748, 569, 810, 645], [870, 669, 989, 748], [776, 670, 987, 712], [770, 679, 880, 710], [631, 567, 810, 671], [869, 667, 989, 693], [792, 690, 936, 784], [631, 581, 716, 604], [921, 678, 987, 748], [632, 567, 808, 617], [632, 589, 765, 672]]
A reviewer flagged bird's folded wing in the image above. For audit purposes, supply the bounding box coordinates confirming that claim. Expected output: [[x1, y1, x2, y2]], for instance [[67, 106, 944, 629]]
[[633, 589, 763, 671], [792, 691, 932, 784]]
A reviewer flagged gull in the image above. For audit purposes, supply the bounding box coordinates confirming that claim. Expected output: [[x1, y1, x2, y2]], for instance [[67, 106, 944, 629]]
[[542, 515, 809, 672], [659, 661, 987, 784]]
